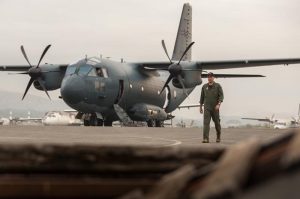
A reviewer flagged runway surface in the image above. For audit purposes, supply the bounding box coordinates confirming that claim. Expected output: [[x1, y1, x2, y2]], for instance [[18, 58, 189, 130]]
[[0, 126, 292, 148]]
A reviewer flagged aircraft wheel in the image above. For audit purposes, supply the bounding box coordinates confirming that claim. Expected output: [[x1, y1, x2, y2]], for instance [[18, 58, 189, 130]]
[[97, 119, 104, 126], [104, 121, 113, 127], [147, 119, 155, 127], [83, 119, 90, 126], [155, 120, 164, 128]]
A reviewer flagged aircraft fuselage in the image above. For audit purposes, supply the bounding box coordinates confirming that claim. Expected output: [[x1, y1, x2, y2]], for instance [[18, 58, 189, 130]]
[[60, 58, 199, 122]]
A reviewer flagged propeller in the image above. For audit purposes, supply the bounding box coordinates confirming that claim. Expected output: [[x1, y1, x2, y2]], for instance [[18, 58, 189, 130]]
[[158, 40, 198, 97], [17, 45, 52, 100]]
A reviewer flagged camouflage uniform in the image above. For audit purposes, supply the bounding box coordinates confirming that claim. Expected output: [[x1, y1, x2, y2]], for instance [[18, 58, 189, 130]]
[[200, 82, 224, 141]]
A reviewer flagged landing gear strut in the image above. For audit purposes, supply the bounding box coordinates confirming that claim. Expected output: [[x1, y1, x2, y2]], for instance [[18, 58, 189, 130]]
[[147, 119, 155, 127], [83, 114, 103, 126], [147, 119, 164, 128]]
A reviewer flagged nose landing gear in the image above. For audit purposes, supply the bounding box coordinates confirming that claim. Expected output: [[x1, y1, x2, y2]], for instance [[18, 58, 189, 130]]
[[83, 114, 103, 126], [147, 119, 164, 128], [83, 113, 112, 127]]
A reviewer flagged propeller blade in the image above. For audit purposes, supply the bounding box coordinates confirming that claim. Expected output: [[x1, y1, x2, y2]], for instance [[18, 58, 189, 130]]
[[22, 77, 35, 100], [161, 40, 172, 63], [20, 45, 32, 67], [37, 78, 51, 100], [177, 75, 189, 97], [36, 44, 51, 68], [178, 42, 195, 65], [160, 75, 173, 95], [8, 72, 29, 75]]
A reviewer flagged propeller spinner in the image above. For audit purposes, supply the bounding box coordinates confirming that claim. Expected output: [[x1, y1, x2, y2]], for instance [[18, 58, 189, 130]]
[[18, 45, 52, 100]]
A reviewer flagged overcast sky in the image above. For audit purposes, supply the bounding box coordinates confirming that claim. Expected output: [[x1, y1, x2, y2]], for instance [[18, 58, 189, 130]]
[[0, 0, 299, 119]]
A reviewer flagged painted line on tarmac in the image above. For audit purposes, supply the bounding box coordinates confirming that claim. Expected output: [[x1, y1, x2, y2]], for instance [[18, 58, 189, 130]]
[[129, 136, 182, 147]]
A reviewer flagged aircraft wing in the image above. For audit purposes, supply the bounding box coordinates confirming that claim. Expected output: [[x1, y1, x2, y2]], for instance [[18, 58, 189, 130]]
[[201, 74, 265, 78], [137, 58, 300, 70], [0, 64, 68, 72], [242, 118, 272, 123], [16, 118, 42, 121], [198, 58, 300, 70], [0, 65, 31, 71]]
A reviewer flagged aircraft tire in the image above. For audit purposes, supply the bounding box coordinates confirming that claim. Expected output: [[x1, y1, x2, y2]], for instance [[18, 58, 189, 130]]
[[104, 121, 113, 127], [155, 120, 164, 128], [147, 119, 155, 127], [83, 119, 90, 126]]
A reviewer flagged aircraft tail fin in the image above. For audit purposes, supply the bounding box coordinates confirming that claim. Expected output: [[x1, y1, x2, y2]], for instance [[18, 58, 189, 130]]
[[172, 3, 192, 61]]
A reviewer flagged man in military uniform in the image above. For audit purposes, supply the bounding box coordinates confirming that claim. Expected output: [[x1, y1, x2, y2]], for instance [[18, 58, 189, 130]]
[[200, 72, 224, 143]]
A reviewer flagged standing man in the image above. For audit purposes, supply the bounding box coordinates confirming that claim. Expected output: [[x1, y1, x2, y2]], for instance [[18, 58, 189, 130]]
[[200, 72, 224, 143]]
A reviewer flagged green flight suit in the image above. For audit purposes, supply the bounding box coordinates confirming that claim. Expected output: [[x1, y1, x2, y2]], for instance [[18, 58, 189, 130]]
[[200, 82, 224, 140]]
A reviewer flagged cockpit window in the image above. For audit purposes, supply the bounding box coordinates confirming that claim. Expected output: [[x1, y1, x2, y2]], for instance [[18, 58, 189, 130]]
[[65, 65, 77, 76], [88, 68, 97, 77], [78, 65, 93, 76], [65, 58, 108, 77], [95, 68, 108, 78]]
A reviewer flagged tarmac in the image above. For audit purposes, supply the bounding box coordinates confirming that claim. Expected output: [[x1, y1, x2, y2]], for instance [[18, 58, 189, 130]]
[[0, 126, 290, 147]]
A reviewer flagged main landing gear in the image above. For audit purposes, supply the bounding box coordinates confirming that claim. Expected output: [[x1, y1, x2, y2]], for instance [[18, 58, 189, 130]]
[[83, 113, 113, 127], [147, 119, 164, 128]]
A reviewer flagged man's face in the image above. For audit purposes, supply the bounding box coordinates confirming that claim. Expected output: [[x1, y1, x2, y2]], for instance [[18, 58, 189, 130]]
[[208, 76, 214, 83]]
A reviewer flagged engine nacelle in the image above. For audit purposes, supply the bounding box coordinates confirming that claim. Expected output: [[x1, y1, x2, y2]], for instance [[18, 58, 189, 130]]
[[33, 65, 64, 91], [172, 71, 202, 89], [128, 103, 168, 121]]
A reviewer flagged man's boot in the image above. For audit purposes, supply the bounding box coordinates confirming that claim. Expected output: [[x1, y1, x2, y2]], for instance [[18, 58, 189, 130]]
[[216, 134, 221, 143], [202, 138, 209, 143]]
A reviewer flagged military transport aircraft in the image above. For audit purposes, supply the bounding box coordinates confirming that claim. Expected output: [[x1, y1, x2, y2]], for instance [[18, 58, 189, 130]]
[[1, 3, 300, 127], [242, 104, 300, 129]]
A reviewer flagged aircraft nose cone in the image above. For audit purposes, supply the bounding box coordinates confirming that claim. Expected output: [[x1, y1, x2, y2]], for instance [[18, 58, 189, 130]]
[[61, 76, 86, 105]]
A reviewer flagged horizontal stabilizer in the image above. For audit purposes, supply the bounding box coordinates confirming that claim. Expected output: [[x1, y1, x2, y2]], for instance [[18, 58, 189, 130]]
[[178, 104, 201, 109], [202, 74, 265, 78], [242, 118, 271, 122]]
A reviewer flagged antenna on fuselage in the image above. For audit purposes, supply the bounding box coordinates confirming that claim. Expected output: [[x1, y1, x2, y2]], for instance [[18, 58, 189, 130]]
[[85, 55, 88, 61]]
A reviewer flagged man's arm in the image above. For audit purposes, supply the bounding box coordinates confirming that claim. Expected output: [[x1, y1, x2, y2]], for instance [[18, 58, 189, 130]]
[[218, 84, 224, 104]]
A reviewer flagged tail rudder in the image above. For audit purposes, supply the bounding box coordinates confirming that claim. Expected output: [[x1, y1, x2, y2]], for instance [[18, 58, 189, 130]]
[[172, 3, 192, 61]]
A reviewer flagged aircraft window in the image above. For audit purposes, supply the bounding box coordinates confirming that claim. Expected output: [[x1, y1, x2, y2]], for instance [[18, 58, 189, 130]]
[[102, 68, 108, 78], [95, 68, 109, 78], [88, 68, 97, 77], [65, 65, 77, 75], [78, 65, 93, 76]]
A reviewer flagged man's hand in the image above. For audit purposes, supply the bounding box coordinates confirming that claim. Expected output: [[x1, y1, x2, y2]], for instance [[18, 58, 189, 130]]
[[200, 106, 203, 114], [215, 104, 221, 111]]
